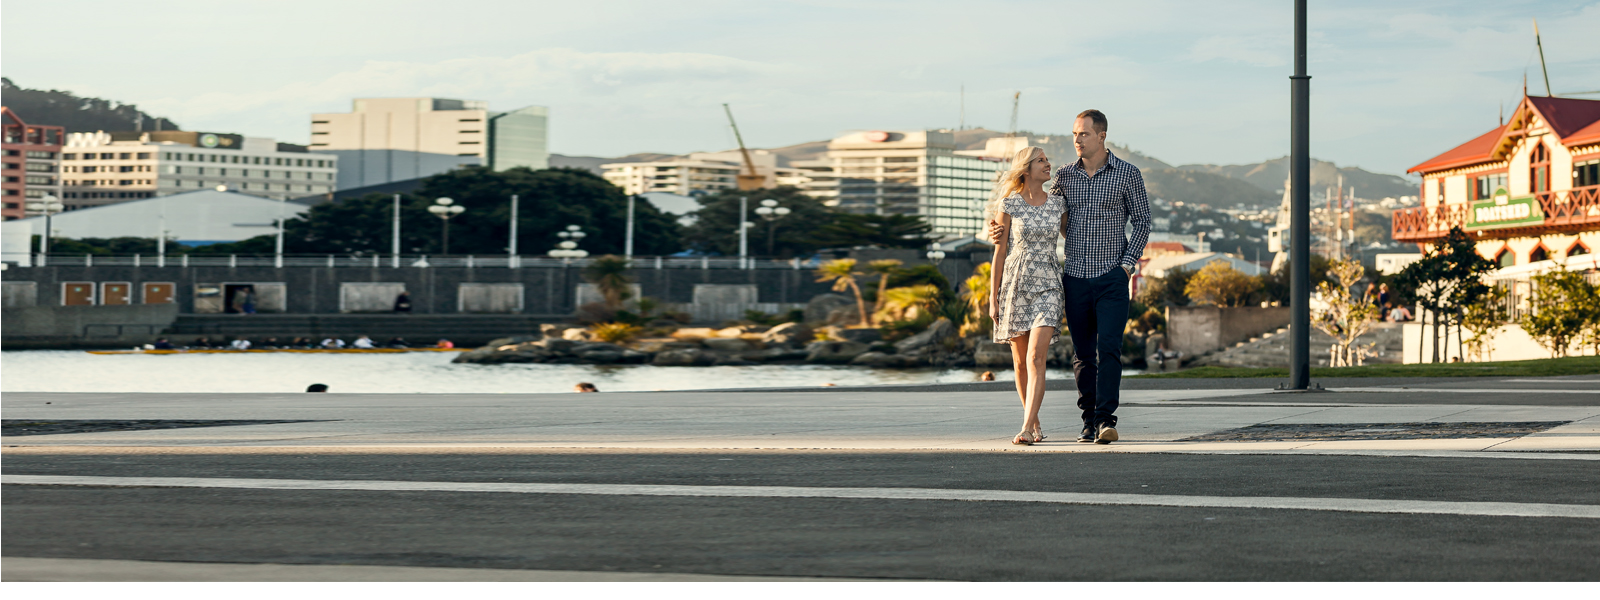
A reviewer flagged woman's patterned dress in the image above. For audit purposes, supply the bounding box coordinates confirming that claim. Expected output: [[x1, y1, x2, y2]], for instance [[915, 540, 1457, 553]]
[[993, 193, 1065, 344]]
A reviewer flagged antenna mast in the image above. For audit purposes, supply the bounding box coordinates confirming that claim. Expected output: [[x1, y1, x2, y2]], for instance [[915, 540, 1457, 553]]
[[1534, 18, 1552, 96]]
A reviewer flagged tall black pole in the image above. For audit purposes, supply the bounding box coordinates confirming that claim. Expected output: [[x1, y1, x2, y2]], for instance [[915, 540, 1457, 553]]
[[1289, 0, 1312, 389]]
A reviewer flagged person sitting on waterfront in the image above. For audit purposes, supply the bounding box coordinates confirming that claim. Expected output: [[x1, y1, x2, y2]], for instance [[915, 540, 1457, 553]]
[[229, 338, 252, 350], [306, 383, 329, 393], [435, 339, 454, 349], [394, 292, 413, 313], [1386, 302, 1413, 322], [260, 337, 281, 349], [574, 382, 598, 393], [153, 338, 175, 350], [352, 335, 376, 349], [385, 337, 410, 348], [321, 338, 346, 349], [191, 337, 213, 349]]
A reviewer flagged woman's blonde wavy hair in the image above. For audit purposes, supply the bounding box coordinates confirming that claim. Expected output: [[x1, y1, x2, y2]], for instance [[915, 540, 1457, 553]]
[[984, 145, 1046, 225]]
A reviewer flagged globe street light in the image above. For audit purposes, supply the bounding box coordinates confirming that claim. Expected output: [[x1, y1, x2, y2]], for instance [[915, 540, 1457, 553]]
[[550, 224, 590, 259], [426, 197, 465, 254], [26, 194, 65, 266], [925, 243, 946, 266], [753, 198, 792, 256]]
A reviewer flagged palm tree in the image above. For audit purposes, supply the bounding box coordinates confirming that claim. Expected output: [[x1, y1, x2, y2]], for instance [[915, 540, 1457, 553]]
[[583, 255, 632, 310], [960, 262, 992, 336], [866, 259, 904, 316], [877, 284, 942, 323], [815, 258, 870, 327]]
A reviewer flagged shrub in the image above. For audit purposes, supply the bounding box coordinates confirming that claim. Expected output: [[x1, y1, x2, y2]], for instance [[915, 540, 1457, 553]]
[[1184, 262, 1260, 307], [591, 322, 642, 343]]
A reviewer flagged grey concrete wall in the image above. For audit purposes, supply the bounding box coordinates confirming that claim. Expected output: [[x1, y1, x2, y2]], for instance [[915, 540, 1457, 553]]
[[1165, 306, 1291, 359], [3, 281, 37, 308], [2, 303, 180, 348]]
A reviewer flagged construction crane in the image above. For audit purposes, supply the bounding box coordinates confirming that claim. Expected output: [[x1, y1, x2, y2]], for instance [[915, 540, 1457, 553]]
[[722, 103, 766, 191], [1001, 91, 1022, 160]]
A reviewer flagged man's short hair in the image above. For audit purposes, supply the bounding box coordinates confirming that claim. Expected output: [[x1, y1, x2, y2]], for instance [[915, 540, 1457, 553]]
[[1077, 109, 1108, 133]]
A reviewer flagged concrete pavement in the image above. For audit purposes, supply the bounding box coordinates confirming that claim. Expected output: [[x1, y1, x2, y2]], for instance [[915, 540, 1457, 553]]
[[4, 374, 1599, 580]]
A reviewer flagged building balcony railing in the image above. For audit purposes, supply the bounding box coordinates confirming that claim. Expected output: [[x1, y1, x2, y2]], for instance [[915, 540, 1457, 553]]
[[1393, 184, 1600, 243]]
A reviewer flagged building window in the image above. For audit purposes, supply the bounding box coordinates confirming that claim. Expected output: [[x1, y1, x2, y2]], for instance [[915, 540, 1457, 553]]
[[1473, 173, 1508, 200], [1530, 143, 1550, 194], [100, 153, 115, 159], [1529, 246, 1549, 263], [459, 130, 481, 134], [25, 151, 55, 159], [1576, 159, 1600, 188], [1570, 242, 1591, 256], [459, 118, 481, 122], [137, 152, 151, 159], [459, 141, 481, 145], [1497, 248, 1515, 267], [63, 153, 76, 160]]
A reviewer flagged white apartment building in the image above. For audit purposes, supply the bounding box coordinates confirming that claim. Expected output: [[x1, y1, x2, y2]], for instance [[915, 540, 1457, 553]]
[[60, 131, 338, 209], [602, 150, 808, 196], [311, 98, 548, 189], [800, 130, 1001, 236]]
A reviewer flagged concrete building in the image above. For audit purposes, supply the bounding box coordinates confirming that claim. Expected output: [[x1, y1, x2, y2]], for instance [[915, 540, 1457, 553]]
[[310, 98, 548, 189], [2, 107, 65, 220], [59, 131, 338, 209], [799, 130, 1001, 236], [602, 150, 808, 197], [1142, 252, 1265, 279], [15, 189, 311, 245], [1397, 94, 1600, 271]]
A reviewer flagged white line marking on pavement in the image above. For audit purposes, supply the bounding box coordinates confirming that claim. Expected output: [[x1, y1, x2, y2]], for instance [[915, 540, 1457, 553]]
[[1331, 387, 1600, 394], [6, 475, 1597, 520]]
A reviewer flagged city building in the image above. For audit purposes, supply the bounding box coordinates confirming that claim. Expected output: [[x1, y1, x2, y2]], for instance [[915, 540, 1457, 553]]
[[1142, 252, 1265, 279], [310, 98, 548, 189], [2, 106, 65, 220], [60, 130, 338, 209], [799, 130, 1001, 236], [1397, 94, 1600, 271], [602, 151, 808, 196], [16, 188, 310, 245]]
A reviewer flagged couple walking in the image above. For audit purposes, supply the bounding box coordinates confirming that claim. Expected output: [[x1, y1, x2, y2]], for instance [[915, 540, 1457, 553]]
[[987, 109, 1151, 446]]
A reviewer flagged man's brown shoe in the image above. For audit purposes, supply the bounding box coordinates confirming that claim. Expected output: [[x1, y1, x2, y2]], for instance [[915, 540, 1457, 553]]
[[1095, 424, 1119, 444]]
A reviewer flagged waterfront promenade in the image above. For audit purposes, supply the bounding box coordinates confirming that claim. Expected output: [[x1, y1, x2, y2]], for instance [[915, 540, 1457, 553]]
[[4, 374, 1598, 581]]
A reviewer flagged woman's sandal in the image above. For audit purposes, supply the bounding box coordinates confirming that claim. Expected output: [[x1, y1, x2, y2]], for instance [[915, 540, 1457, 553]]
[[1012, 432, 1034, 446]]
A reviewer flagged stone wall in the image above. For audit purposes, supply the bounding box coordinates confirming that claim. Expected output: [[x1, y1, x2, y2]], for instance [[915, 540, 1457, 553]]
[[1165, 306, 1291, 359], [2, 303, 180, 348]]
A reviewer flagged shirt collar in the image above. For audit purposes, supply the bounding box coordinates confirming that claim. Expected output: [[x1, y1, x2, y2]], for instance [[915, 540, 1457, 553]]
[[1072, 150, 1120, 174]]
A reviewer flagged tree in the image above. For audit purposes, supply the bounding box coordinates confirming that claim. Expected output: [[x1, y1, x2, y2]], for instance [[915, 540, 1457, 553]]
[[815, 258, 869, 327], [961, 262, 993, 337], [227, 166, 683, 256], [1395, 227, 1495, 363], [1520, 265, 1597, 358], [1460, 282, 1508, 362], [876, 284, 943, 324], [1137, 267, 1196, 308], [682, 187, 831, 257], [583, 255, 633, 311], [866, 259, 904, 315], [1312, 259, 1383, 367], [807, 213, 934, 250], [1184, 261, 1260, 307], [1255, 254, 1332, 306]]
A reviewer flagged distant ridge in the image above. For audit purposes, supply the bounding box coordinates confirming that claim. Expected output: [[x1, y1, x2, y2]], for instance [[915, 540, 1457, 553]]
[[1, 77, 180, 132], [1176, 157, 1417, 199]]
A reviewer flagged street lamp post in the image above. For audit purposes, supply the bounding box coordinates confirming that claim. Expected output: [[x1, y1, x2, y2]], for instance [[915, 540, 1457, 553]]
[[26, 194, 64, 267], [624, 195, 635, 258], [550, 225, 590, 261], [508, 194, 520, 268], [426, 197, 465, 254], [738, 196, 749, 268], [753, 198, 792, 257], [925, 244, 946, 266]]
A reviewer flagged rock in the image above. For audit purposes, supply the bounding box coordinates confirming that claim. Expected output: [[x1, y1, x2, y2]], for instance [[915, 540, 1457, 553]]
[[632, 338, 695, 353], [974, 341, 1013, 367], [745, 347, 810, 362], [536, 338, 578, 354], [671, 328, 718, 340], [825, 306, 861, 326], [619, 349, 652, 364], [835, 328, 882, 344], [760, 322, 812, 347], [577, 350, 624, 364], [805, 294, 856, 324], [562, 328, 593, 341], [539, 324, 563, 338], [452, 343, 554, 364], [848, 352, 926, 368], [485, 335, 539, 348], [652, 348, 714, 366], [806, 340, 871, 364], [571, 342, 624, 354], [702, 337, 752, 353], [1049, 338, 1076, 368], [893, 318, 956, 354]]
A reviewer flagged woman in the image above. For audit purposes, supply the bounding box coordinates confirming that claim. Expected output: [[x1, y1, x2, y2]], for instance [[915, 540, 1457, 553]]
[[988, 146, 1064, 445]]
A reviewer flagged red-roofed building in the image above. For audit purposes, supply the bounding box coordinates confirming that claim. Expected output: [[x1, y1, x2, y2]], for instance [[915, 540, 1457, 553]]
[[1395, 95, 1600, 268], [1141, 241, 1193, 259], [2, 107, 65, 220]]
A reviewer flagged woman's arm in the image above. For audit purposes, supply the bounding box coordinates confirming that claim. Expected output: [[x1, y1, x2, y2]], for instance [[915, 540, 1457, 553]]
[[989, 213, 1011, 321]]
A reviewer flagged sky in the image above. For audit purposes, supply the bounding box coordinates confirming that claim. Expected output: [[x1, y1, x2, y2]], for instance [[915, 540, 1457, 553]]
[[4, 1, 1598, 177]]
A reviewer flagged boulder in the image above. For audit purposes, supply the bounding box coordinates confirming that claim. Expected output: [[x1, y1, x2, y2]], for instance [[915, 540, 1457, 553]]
[[577, 350, 624, 364], [702, 337, 753, 353], [620, 349, 652, 364], [760, 322, 813, 347], [632, 338, 695, 353], [536, 338, 578, 354], [653, 348, 714, 366], [571, 342, 625, 354], [835, 328, 882, 344], [805, 293, 856, 324], [893, 318, 956, 354], [562, 328, 593, 341], [671, 328, 718, 340], [539, 324, 564, 338], [825, 306, 862, 326], [849, 352, 925, 368], [485, 335, 539, 348], [974, 341, 1013, 367], [806, 340, 871, 364], [716, 325, 764, 338], [745, 347, 811, 362]]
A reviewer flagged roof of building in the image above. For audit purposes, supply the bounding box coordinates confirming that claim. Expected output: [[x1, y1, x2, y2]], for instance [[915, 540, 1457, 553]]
[[14, 189, 308, 243], [1143, 252, 1264, 277], [1144, 241, 1193, 253], [1409, 95, 1600, 174]]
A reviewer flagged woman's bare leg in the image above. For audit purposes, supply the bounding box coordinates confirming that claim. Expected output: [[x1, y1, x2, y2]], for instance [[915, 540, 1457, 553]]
[[1023, 326, 1055, 438], [1009, 333, 1030, 406]]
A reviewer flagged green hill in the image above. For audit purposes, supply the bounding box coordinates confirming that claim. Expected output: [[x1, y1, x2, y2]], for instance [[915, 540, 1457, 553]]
[[1, 77, 180, 132]]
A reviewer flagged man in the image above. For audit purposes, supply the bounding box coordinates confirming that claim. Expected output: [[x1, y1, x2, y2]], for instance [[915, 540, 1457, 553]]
[[990, 109, 1150, 444]]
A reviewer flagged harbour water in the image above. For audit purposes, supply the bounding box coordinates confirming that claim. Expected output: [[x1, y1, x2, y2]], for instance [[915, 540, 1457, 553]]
[[0, 350, 1064, 394]]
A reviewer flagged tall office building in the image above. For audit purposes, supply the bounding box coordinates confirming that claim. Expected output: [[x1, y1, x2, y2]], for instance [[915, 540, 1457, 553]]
[[310, 98, 548, 189], [798, 130, 1001, 236], [2, 107, 65, 220], [59, 130, 338, 209]]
